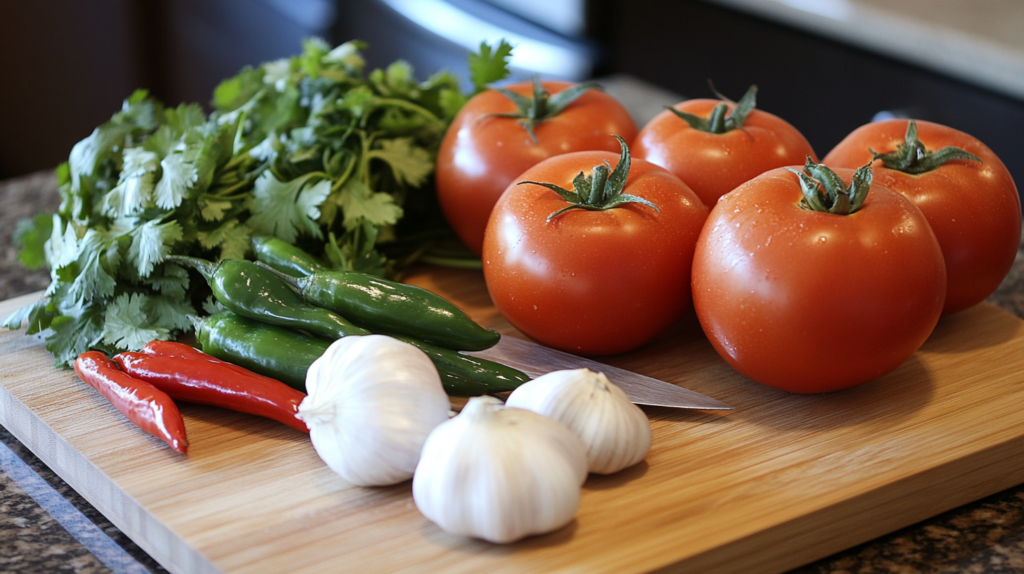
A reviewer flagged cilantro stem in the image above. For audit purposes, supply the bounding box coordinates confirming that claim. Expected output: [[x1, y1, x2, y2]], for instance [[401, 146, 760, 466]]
[[217, 172, 241, 185], [418, 255, 483, 270], [385, 228, 460, 245], [302, 170, 331, 181], [331, 154, 358, 192], [398, 240, 435, 269], [210, 174, 259, 197], [223, 153, 250, 171], [372, 98, 446, 129], [358, 131, 371, 185]]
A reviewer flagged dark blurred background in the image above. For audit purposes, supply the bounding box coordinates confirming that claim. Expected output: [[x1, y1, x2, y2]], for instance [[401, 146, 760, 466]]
[[3, 0, 1023, 188]]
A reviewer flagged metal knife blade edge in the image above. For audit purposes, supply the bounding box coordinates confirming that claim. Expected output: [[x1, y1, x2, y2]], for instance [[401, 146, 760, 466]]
[[463, 336, 733, 410]]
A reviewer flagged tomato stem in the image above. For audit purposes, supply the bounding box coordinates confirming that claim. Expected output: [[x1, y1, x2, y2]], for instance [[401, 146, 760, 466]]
[[789, 157, 872, 215], [485, 77, 598, 143], [870, 120, 981, 174], [666, 85, 757, 134], [517, 135, 660, 222]]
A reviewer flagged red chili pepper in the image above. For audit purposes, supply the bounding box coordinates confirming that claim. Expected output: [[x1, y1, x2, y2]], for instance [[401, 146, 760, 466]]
[[140, 340, 253, 377], [73, 351, 189, 455], [113, 352, 309, 433]]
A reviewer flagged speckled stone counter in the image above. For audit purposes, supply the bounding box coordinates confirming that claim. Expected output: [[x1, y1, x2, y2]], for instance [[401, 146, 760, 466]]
[[2, 170, 1024, 573]]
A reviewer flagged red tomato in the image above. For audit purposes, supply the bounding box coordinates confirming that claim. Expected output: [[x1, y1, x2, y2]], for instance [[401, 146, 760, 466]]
[[482, 148, 708, 355], [823, 119, 1021, 314], [692, 166, 946, 393], [436, 80, 638, 255], [632, 98, 816, 207]]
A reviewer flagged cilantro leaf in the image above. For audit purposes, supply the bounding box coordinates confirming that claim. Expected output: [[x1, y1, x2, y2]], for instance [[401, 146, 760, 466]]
[[154, 151, 198, 209], [145, 262, 190, 299], [200, 198, 234, 221], [213, 66, 264, 112], [326, 223, 388, 276], [202, 295, 227, 316], [3, 298, 52, 334], [438, 88, 467, 120], [340, 86, 375, 118], [300, 37, 333, 77], [102, 293, 169, 351], [198, 220, 251, 260], [323, 40, 366, 71], [248, 172, 330, 242], [147, 294, 196, 332], [46, 217, 82, 270], [338, 179, 403, 231], [128, 219, 184, 277], [66, 239, 117, 306], [164, 103, 207, 134], [47, 302, 105, 367], [469, 39, 513, 93], [13, 213, 54, 270], [368, 138, 434, 187], [103, 148, 160, 216]]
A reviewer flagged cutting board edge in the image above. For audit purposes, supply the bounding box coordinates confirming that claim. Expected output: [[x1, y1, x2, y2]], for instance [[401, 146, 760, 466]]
[[649, 432, 1024, 574], [0, 382, 221, 574]]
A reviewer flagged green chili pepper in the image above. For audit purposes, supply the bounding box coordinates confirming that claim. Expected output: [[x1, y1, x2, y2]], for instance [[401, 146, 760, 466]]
[[194, 311, 329, 391], [195, 312, 527, 396], [391, 335, 529, 392], [252, 236, 327, 278], [170, 256, 369, 340], [258, 263, 500, 351], [437, 369, 507, 397]]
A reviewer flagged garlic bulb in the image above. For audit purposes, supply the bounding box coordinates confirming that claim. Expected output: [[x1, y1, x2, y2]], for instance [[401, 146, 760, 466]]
[[506, 368, 651, 475], [412, 396, 587, 544], [298, 335, 450, 486]]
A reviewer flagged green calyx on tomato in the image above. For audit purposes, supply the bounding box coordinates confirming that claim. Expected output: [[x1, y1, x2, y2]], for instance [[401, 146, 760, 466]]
[[870, 120, 981, 174], [488, 77, 598, 142], [666, 84, 757, 134], [518, 135, 660, 222], [788, 157, 872, 215]]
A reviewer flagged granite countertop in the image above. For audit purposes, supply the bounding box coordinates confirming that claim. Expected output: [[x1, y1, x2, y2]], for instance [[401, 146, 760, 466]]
[[703, 0, 1024, 103], [2, 167, 1024, 572]]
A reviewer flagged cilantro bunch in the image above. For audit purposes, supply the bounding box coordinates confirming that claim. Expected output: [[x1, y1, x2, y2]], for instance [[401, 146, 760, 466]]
[[5, 38, 512, 366]]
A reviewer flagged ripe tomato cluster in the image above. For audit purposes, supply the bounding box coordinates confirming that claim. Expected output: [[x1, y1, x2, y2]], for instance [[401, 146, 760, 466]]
[[435, 81, 1020, 393]]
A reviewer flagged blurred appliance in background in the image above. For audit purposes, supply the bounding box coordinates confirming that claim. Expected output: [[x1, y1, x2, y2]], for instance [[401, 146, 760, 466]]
[[158, 0, 338, 106], [163, 0, 605, 106], [333, 0, 602, 84]]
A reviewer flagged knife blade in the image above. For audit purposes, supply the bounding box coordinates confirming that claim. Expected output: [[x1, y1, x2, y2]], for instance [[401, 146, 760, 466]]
[[464, 336, 732, 410]]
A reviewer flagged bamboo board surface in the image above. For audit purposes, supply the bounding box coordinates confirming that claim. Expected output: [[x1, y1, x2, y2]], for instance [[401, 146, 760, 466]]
[[3, 267, 1024, 574]]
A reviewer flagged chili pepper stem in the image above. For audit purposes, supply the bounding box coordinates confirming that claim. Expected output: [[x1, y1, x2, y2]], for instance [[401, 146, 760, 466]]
[[254, 261, 307, 291], [166, 255, 220, 282]]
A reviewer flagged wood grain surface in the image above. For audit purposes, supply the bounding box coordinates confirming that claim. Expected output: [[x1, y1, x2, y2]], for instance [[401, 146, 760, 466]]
[[2, 267, 1024, 574]]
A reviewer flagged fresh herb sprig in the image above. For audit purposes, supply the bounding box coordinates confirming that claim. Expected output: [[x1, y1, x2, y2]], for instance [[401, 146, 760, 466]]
[[5, 38, 513, 366]]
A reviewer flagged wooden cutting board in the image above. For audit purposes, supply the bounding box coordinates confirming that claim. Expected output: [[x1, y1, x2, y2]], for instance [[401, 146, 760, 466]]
[[3, 267, 1024, 574]]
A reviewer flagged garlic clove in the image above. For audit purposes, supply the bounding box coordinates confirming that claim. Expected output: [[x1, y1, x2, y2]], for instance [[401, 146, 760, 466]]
[[299, 335, 451, 486], [413, 396, 588, 544], [506, 368, 652, 475]]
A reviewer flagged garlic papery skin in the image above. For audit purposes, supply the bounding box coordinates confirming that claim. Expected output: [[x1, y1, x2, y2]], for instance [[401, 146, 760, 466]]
[[298, 335, 450, 487], [412, 396, 588, 544], [506, 368, 652, 475]]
